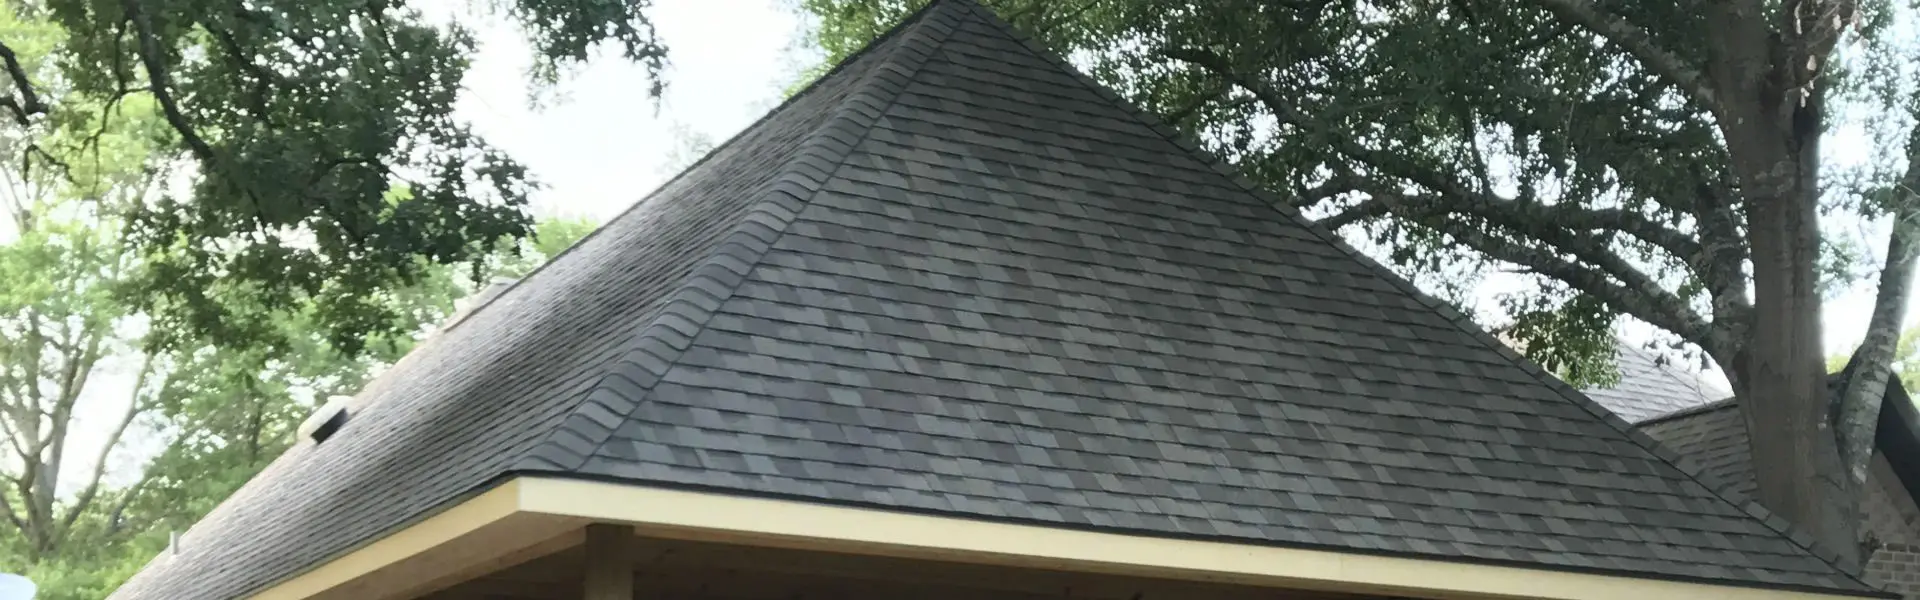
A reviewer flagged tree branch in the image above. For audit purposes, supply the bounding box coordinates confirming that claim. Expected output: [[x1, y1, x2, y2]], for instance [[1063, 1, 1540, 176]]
[[1522, 0, 1724, 118], [1359, 187, 1715, 345], [207, 25, 279, 125], [1319, 190, 1704, 263], [0, 39, 47, 126], [1164, 46, 1719, 345], [1781, 0, 1860, 95], [1166, 47, 1698, 257], [0, 486, 27, 537], [58, 352, 154, 538], [1169, 48, 1715, 283], [123, 0, 217, 161], [0, 403, 32, 464], [1689, 168, 1755, 327], [102, 476, 151, 538]]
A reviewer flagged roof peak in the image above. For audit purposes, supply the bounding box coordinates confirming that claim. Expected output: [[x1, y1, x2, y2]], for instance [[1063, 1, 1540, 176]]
[[514, 0, 968, 474]]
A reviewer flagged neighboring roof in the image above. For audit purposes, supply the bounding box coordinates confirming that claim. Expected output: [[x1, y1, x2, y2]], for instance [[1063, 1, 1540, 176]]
[[112, 2, 1878, 598], [1638, 399, 1753, 497], [1583, 340, 1730, 423], [1637, 377, 1920, 510]]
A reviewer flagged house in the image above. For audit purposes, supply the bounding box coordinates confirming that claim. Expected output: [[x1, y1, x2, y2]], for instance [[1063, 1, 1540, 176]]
[[111, 2, 1888, 599], [1581, 341, 1920, 598]]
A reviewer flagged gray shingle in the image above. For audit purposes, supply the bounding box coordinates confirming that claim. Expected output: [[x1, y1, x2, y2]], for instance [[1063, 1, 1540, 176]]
[[113, 2, 1877, 599], [1639, 400, 1759, 500], [1583, 340, 1731, 423]]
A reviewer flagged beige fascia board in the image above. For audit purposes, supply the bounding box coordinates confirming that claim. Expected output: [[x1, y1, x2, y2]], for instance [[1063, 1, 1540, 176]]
[[246, 478, 582, 600], [516, 475, 1877, 600], [245, 474, 1879, 600]]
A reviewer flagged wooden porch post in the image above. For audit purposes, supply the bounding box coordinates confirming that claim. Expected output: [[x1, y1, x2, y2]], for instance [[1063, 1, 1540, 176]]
[[583, 523, 633, 600]]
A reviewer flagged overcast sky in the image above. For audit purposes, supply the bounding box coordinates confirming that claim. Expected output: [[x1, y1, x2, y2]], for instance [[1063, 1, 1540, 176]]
[[439, 0, 815, 222]]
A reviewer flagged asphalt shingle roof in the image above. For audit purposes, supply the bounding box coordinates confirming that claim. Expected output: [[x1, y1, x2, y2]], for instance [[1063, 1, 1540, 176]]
[[112, 1, 1879, 597], [1583, 341, 1731, 423], [1623, 375, 1920, 511], [1638, 400, 1755, 498]]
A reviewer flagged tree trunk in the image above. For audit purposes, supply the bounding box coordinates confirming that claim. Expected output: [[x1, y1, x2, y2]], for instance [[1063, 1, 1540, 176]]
[[1724, 81, 1861, 566], [1841, 124, 1920, 488], [1837, 206, 1920, 487]]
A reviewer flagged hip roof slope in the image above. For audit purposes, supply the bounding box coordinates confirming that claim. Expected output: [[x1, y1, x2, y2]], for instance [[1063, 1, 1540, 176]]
[[113, 1, 1877, 598]]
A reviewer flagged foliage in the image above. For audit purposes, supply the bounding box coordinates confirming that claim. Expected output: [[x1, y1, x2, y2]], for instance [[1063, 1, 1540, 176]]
[[2, 0, 625, 592], [0, 209, 592, 598], [0, 96, 597, 593], [1830, 328, 1920, 392], [0, 0, 665, 353], [1499, 292, 1619, 388]]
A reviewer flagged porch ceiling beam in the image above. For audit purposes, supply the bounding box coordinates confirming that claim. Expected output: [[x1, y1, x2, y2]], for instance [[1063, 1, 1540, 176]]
[[583, 523, 634, 600]]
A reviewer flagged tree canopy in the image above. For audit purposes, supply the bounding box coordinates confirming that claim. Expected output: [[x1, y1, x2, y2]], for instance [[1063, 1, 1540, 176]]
[[803, 0, 1920, 567], [1, 0, 663, 352], [0, 192, 595, 599], [0, 10, 604, 584]]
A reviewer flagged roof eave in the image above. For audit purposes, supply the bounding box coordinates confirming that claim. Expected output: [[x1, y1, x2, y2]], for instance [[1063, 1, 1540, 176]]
[[243, 474, 1896, 600]]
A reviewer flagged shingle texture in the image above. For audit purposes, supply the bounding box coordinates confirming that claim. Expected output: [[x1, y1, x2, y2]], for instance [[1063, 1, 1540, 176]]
[[1638, 400, 1755, 498], [1582, 341, 1730, 423], [1638, 401, 1920, 598], [111, 1, 1877, 598]]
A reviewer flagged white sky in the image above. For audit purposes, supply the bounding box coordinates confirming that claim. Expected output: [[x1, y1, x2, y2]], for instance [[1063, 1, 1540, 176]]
[[39, 0, 1920, 491], [442, 0, 815, 222]]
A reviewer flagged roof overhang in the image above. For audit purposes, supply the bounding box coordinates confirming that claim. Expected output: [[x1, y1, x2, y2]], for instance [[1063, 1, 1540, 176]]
[[244, 475, 1879, 600]]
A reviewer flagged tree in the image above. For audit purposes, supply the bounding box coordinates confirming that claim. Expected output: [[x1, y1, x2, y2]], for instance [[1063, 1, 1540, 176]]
[[0, 18, 602, 570], [0, 210, 594, 600], [1, 8, 168, 559], [0, 0, 665, 351], [803, 0, 1920, 566]]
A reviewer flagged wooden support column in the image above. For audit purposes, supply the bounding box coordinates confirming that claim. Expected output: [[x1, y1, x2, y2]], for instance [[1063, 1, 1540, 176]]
[[583, 523, 634, 600]]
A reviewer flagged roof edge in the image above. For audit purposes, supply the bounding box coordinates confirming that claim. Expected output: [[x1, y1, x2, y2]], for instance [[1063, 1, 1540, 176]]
[[1617, 341, 1732, 419], [510, 0, 966, 473], [1637, 396, 1740, 427], [233, 471, 1899, 600], [516, 472, 1897, 600], [938, 1, 1876, 591]]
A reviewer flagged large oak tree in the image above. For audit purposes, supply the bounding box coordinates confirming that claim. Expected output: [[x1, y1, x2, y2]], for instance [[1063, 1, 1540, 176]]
[[0, 0, 664, 352], [806, 0, 1920, 568]]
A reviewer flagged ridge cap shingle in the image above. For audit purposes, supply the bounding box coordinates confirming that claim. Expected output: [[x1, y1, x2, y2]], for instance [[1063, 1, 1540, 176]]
[[1639, 396, 1741, 428], [512, 0, 967, 473], [943, 0, 1876, 590]]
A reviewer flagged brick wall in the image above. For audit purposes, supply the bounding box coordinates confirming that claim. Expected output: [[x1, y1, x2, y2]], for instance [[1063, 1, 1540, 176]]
[[1868, 543, 1920, 598], [1863, 454, 1920, 598]]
